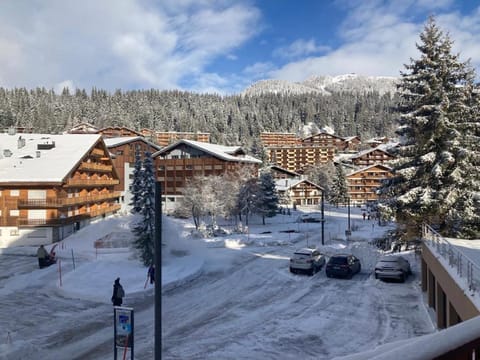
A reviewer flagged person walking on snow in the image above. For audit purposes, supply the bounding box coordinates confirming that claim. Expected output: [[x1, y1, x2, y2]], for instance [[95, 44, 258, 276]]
[[37, 244, 49, 268], [148, 264, 155, 284], [111, 278, 125, 306]]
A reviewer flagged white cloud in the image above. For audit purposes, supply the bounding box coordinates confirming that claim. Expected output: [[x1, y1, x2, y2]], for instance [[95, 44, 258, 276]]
[[269, 1, 480, 82], [273, 39, 331, 59], [0, 0, 261, 91]]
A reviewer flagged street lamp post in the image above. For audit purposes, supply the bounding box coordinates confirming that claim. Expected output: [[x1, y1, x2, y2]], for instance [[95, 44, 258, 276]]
[[321, 190, 325, 245]]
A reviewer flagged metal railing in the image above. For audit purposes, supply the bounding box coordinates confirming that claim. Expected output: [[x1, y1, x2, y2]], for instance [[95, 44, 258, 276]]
[[423, 224, 480, 296]]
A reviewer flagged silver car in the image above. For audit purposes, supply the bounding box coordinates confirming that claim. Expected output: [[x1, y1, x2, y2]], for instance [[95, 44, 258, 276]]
[[374, 255, 412, 282], [290, 248, 326, 276]]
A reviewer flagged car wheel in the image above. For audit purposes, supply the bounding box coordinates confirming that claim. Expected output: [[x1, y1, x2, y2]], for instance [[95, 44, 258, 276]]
[[289, 267, 295, 274], [400, 272, 405, 283], [374, 273, 378, 279], [309, 267, 314, 276]]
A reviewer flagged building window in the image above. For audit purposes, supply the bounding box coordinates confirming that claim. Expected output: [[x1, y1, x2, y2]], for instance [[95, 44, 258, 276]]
[[10, 210, 19, 216], [10, 190, 19, 196], [116, 150, 124, 155]]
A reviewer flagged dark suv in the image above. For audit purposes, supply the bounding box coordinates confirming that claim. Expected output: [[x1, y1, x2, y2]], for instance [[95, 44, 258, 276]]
[[326, 254, 361, 279]]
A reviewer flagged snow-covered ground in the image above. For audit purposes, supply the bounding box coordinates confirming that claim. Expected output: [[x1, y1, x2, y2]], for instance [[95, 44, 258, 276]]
[[0, 205, 436, 359]]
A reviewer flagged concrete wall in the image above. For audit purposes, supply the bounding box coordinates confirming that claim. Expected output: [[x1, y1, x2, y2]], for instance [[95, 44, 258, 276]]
[[421, 243, 480, 328]]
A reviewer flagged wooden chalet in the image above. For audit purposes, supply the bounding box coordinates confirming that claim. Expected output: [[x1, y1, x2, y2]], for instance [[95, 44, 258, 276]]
[[260, 132, 301, 147], [266, 145, 336, 173], [153, 140, 262, 211], [67, 122, 99, 134], [268, 165, 301, 180], [0, 134, 121, 247], [275, 178, 324, 207], [139, 130, 211, 147], [301, 132, 358, 151], [103, 137, 161, 211], [96, 126, 144, 138], [349, 147, 395, 167], [346, 164, 393, 205]]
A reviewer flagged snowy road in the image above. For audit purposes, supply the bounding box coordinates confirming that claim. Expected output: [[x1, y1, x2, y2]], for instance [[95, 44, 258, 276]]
[[0, 240, 435, 360], [161, 244, 434, 360]]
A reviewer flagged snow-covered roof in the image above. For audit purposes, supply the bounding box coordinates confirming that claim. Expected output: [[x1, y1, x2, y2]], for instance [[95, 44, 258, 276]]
[[0, 133, 103, 183], [347, 164, 392, 177], [275, 178, 324, 191], [349, 147, 394, 160], [153, 139, 262, 164], [103, 136, 161, 150]]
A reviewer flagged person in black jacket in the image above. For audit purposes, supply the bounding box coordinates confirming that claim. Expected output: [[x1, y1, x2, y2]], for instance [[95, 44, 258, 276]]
[[111, 278, 125, 306]]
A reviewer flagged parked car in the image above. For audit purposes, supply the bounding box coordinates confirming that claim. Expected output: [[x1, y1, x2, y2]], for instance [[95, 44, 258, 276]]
[[374, 255, 411, 282], [296, 213, 323, 223], [290, 248, 326, 276], [325, 254, 361, 279]]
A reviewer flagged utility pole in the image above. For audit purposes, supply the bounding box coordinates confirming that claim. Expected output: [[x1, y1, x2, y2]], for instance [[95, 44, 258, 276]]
[[321, 190, 325, 245], [154, 181, 162, 360]]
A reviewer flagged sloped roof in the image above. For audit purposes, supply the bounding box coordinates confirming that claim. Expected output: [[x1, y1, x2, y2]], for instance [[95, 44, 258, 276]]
[[0, 133, 103, 183], [103, 136, 161, 151], [152, 139, 262, 164], [350, 147, 394, 160], [268, 165, 301, 177], [346, 164, 392, 177], [275, 178, 324, 192]]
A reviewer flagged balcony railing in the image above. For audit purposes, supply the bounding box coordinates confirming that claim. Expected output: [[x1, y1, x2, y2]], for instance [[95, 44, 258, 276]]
[[91, 148, 105, 157], [78, 162, 113, 172], [17, 192, 122, 208], [423, 224, 480, 297], [65, 179, 120, 187], [16, 205, 121, 227]]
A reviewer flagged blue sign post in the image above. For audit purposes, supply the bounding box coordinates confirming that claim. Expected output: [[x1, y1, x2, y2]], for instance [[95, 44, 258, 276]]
[[114, 306, 134, 360]]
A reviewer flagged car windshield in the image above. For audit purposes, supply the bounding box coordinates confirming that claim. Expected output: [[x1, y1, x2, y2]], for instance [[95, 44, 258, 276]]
[[294, 252, 311, 257], [329, 257, 347, 264]]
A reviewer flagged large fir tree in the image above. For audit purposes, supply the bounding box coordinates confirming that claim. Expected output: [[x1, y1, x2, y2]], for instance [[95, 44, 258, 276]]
[[328, 165, 349, 207], [129, 151, 143, 214], [379, 17, 480, 238], [255, 171, 280, 225], [133, 151, 156, 265]]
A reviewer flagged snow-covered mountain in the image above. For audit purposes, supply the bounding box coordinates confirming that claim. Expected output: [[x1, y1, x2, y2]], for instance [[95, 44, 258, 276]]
[[243, 74, 399, 96]]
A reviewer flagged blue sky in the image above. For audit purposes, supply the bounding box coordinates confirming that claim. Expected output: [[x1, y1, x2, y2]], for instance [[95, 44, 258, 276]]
[[0, 0, 479, 94]]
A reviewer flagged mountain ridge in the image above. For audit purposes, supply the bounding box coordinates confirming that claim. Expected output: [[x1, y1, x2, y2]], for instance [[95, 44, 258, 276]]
[[242, 74, 399, 96]]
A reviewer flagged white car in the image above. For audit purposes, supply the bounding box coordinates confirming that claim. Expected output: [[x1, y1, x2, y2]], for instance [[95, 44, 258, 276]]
[[290, 248, 326, 276], [374, 255, 412, 282], [296, 213, 323, 223]]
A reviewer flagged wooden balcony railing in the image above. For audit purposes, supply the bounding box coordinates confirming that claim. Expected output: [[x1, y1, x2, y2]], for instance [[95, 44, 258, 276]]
[[78, 162, 113, 172], [91, 148, 105, 157], [65, 179, 120, 187], [17, 192, 122, 208], [16, 205, 122, 227]]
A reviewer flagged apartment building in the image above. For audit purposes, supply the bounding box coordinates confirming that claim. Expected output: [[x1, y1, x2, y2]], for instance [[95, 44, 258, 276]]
[[0, 133, 121, 247], [153, 140, 261, 211], [346, 164, 393, 205]]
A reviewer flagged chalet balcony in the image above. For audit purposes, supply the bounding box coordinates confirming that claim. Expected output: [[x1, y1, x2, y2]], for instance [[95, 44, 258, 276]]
[[90, 148, 105, 157], [78, 162, 113, 172], [16, 204, 121, 227], [17, 192, 122, 208], [17, 214, 89, 227], [65, 179, 120, 187]]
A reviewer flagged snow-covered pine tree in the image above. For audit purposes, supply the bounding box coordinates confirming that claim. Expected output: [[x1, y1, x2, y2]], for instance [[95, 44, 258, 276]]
[[328, 165, 349, 207], [255, 171, 279, 225], [133, 151, 156, 266], [129, 151, 143, 214], [379, 17, 480, 238], [236, 178, 259, 226]]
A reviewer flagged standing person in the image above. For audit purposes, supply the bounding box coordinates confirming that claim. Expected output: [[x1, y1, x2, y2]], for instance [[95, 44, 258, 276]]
[[111, 278, 125, 306], [148, 264, 155, 284], [37, 245, 49, 268]]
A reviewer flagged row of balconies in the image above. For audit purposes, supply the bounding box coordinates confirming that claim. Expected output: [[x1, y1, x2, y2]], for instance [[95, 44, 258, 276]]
[[65, 179, 119, 187], [78, 162, 113, 172], [17, 192, 122, 208], [10, 204, 122, 227]]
